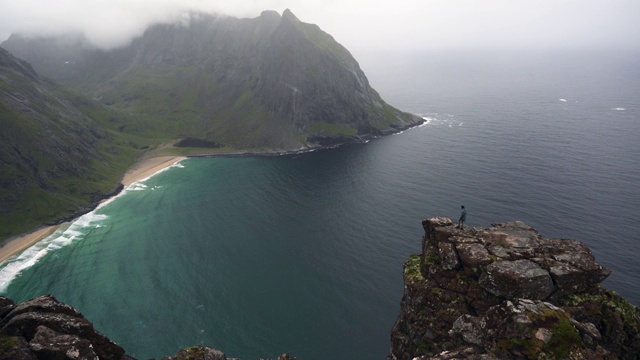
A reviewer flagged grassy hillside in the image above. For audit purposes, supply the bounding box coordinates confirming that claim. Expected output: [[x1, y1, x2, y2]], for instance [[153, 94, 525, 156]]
[[3, 10, 423, 150], [0, 48, 157, 239], [0, 10, 425, 239]]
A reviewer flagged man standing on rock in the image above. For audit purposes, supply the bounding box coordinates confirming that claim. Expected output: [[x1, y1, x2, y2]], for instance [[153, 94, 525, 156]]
[[458, 205, 467, 229]]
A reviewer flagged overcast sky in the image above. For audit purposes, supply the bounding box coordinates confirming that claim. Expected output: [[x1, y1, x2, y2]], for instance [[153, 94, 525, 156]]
[[1, 0, 639, 53]]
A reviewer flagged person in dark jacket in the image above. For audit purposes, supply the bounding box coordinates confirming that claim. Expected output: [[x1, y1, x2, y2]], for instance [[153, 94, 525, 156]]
[[458, 205, 467, 229]]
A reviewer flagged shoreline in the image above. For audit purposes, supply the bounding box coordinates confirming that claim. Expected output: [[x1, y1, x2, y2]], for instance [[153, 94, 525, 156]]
[[0, 118, 426, 264], [121, 155, 187, 187], [0, 226, 59, 263], [0, 155, 186, 264]]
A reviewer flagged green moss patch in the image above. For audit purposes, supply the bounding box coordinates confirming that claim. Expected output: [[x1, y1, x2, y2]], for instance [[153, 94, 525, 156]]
[[404, 254, 425, 282]]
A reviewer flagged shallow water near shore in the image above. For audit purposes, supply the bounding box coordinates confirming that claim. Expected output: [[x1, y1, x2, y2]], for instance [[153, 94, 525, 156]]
[[1, 50, 639, 359]]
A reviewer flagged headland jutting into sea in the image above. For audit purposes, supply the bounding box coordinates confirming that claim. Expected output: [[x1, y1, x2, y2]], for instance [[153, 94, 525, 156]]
[[0, 117, 426, 265]]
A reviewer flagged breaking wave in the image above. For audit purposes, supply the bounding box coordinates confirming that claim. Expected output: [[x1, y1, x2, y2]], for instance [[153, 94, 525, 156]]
[[0, 159, 187, 293], [0, 212, 108, 292]]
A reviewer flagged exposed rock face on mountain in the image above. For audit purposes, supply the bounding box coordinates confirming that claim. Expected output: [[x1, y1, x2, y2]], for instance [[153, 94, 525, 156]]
[[0, 47, 136, 239], [2, 9, 423, 149], [390, 217, 640, 359], [0, 9, 424, 239]]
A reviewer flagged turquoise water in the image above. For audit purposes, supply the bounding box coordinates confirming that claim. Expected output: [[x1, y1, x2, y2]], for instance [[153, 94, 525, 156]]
[[1, 50, 639, 359]]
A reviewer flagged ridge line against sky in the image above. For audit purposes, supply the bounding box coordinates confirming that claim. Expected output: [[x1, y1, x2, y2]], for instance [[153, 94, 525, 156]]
[[1, 0, 639, 53]]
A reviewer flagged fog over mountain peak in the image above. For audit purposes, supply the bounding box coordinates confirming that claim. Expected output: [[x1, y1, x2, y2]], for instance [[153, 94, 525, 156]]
[[2, 1, 639, 53]]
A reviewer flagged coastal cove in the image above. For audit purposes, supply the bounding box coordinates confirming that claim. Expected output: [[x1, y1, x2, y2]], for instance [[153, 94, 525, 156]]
[[0, 156, 187, 264], [0, 50, 638, 359], [0, 130, 425, 265]]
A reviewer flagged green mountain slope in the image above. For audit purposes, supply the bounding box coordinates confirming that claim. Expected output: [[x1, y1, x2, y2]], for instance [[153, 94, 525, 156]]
[[0, 9, 424, 239], [0, 47, 144, 239], [3, 10, 423, 149]]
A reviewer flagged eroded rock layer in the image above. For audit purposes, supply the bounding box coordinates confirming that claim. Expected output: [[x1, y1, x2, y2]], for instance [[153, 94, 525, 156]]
[[390, 217, 640, 360]]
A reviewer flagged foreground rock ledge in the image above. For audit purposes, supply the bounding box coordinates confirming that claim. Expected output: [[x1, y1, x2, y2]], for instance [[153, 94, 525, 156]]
[[0, 294, 297, 360], [390, 217, 640, 360]]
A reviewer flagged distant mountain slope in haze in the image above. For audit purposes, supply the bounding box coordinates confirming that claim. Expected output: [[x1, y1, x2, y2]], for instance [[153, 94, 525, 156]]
[[3, 9, 423, 149], [0, 47, 140, 239]]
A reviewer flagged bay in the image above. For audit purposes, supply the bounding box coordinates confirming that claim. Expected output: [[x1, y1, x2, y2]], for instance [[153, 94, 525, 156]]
[[1, 50, 639, 359]]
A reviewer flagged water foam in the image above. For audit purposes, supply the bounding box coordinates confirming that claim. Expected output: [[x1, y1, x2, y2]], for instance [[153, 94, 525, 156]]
[[420, 117, 434, 126], [420, 115, 462, 128], [0, 212, 109, 292], [0, 159, 187, 293], [129, 159, 185, 186]]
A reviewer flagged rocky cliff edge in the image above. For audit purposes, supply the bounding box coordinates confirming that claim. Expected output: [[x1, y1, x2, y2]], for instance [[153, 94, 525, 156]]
[[1, 217, 638, 359], [390, 217, 640, 359]]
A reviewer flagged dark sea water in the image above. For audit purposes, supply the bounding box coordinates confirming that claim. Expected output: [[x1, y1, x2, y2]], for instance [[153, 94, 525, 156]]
[[1, 50, 639, 360]]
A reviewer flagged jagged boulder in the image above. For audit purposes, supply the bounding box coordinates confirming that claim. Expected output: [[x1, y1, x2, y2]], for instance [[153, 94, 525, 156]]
[[390, 217, 639, 360], [479, 259, 555, 299], [449, 299, 608, 359], [162, 346, 228, 360], [0, 294, 131, 360], [419, 218, 611, 302]]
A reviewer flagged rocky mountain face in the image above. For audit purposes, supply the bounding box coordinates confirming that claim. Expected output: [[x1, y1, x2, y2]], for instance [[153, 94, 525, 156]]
[[0, 9, 424, 239], [2, 9, 423, 149], [0, 47, 138, 239], [390, 217, 640, 359]]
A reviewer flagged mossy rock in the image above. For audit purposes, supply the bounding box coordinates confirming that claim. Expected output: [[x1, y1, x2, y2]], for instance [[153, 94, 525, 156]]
[[404, 254, 425, 283], [0, 335, 31, 360]]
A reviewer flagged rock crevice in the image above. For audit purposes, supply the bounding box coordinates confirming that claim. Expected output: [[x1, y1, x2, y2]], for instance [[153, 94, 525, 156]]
[[390, 217, 640, 359]]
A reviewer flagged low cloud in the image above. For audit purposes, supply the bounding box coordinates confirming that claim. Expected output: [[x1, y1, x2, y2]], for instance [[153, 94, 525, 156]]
[[1, 0, 639, 52]]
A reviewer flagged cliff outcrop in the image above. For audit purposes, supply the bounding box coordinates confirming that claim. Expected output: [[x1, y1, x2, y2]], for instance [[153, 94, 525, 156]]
[[390, 217, 640, 359], [2, 218, 640, 359], [0, 294, 131, 360]]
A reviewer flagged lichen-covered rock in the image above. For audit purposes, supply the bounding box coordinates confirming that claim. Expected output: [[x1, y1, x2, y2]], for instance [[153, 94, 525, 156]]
[[29, 325, 98, 359], [455, 243, 492, 269], [0, 294, 129, 360], [448, 299, 601, 359], [0, 335, 36, 360], [558, 289, 640, 359], [438, 242, 460, 270], [390, 217, 638, 360], [0, 297, 16, 318], [479, 259, 555, 299], [162, 346, 227, 360]]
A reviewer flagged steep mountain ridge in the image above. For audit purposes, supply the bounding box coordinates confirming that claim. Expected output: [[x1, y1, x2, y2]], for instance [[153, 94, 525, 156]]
[[0, 47, 141, 239], [2, 10, 423, 149], [0, 9, 423, 239]]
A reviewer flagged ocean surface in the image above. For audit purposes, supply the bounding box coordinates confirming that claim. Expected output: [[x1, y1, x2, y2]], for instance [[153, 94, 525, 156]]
[[1, 50, 639, 360]]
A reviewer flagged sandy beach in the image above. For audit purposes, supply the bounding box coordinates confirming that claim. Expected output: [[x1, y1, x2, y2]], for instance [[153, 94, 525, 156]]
[[121, 155, 186, 187], [0, 226, 59, 263], [0, 155, 186, 264]]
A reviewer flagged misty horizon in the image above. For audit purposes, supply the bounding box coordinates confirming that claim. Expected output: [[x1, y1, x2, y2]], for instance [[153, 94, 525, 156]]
[[1, 0, 639, 55]]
